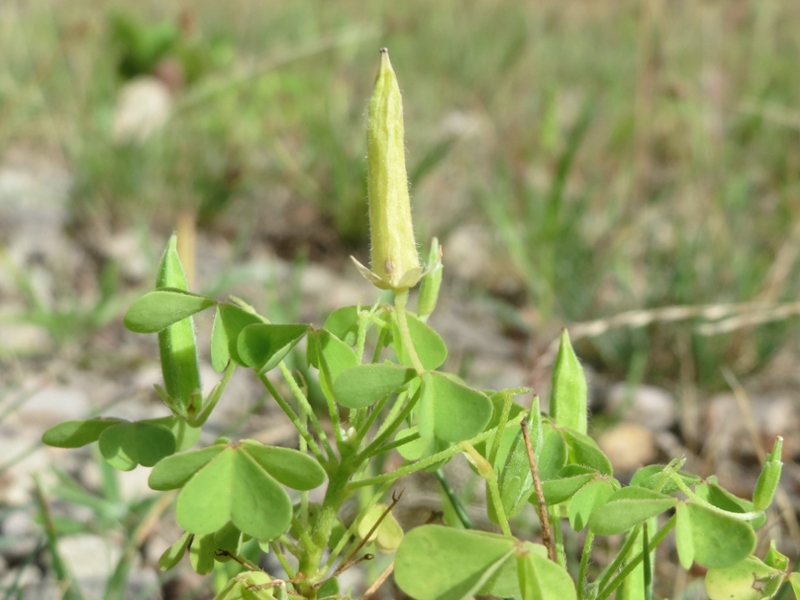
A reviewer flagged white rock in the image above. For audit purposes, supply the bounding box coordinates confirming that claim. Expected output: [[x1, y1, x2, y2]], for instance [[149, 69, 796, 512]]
[[117, 466, 155, 501], [15, 385, 90, 427], [112, 77, 172, 145], [0, 564, 41, 588], [444, 225, 492, 284], [598, 422, 657, 473], [606, 384, 677, 431], [0, 322, 53, 356], [58, 534, 124, 581], [101, 230, 151, 282], [0, 510, 39, 559]]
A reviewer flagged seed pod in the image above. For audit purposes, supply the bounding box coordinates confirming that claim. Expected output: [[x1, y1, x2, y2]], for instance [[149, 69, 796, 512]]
[[157, 234, 202, 414], [753, 436, 783, 511], [550, 329, 587, 434], [353, 48, 422, 292]]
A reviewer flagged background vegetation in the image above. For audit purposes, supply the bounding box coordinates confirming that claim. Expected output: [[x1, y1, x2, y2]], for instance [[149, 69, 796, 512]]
[[5, 0, 800, 388], [4, 1, 800, 598]]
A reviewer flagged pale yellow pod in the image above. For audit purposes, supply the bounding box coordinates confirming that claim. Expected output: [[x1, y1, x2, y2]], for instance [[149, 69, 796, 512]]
[[354, 48, 422, 292]]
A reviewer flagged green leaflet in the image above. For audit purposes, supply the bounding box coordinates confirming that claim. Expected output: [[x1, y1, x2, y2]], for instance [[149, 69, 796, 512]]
[[149, 440, 325, 541], [98, 421, 176, 471], [42, 417, 123, 448], [394, 526, 515, 600], [124, 289, 215, 333], [588, 487, 676, 535], [333, 364, 415, 409], [705, 556, 783, 600], [675, 502, 757, 569]]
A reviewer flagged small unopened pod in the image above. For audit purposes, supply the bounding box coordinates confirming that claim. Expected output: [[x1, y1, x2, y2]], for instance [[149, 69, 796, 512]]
[[352, 49, 422, 292], [753, 436, 783, 512]]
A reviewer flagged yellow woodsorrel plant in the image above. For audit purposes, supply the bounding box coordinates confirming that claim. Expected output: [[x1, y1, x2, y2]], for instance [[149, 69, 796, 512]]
[[43, 50, 794, 600]]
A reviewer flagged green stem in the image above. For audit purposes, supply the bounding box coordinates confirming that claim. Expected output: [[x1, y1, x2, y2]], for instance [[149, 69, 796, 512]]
[[435, 469, 474, 529], [352, 393, 393, 449], [299, 461, 356, 589], [270, 542, 297, 579], [461, 442, 511, 537], [321, 481, 394, 576], [291, 516, 315, 552], [363, 431, 420, 459], [597, 515, 676, 600], [357, 387, 421, 466], [669, 473, 763, 521], [578, 531, 595, 600], [349, 413, 525, 490], [373, 390, 408, 438], [597, 524, 642, 591], [279, 363, 336, 460], [550, 507, 566, 567], [394, 290, 426, 375], [315, 351, 345, 450], [371, 326, 389, 364], [259, 373, 327, 464], [356, 306, 372, 363]]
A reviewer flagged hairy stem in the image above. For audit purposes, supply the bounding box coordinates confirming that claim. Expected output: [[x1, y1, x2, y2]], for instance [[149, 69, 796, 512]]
[[394, 290, 426, 375]]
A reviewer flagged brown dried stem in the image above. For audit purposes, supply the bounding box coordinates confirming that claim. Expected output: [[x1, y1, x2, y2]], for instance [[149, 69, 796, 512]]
[[521, 418, 556, 562]]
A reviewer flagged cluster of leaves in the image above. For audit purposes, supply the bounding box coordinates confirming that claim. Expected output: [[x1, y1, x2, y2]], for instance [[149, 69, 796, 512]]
[[41, 232, 796, 600], [40, 50, 796, 600]]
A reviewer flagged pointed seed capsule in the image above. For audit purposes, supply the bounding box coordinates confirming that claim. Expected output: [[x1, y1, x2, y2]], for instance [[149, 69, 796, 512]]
[[753, 436, 783, 511], [353, 48, 422, 292], [550, 329, 588, 434]]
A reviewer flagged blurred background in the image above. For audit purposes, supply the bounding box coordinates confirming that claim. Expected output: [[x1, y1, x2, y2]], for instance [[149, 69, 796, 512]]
[[2, 0, 800, 598]]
